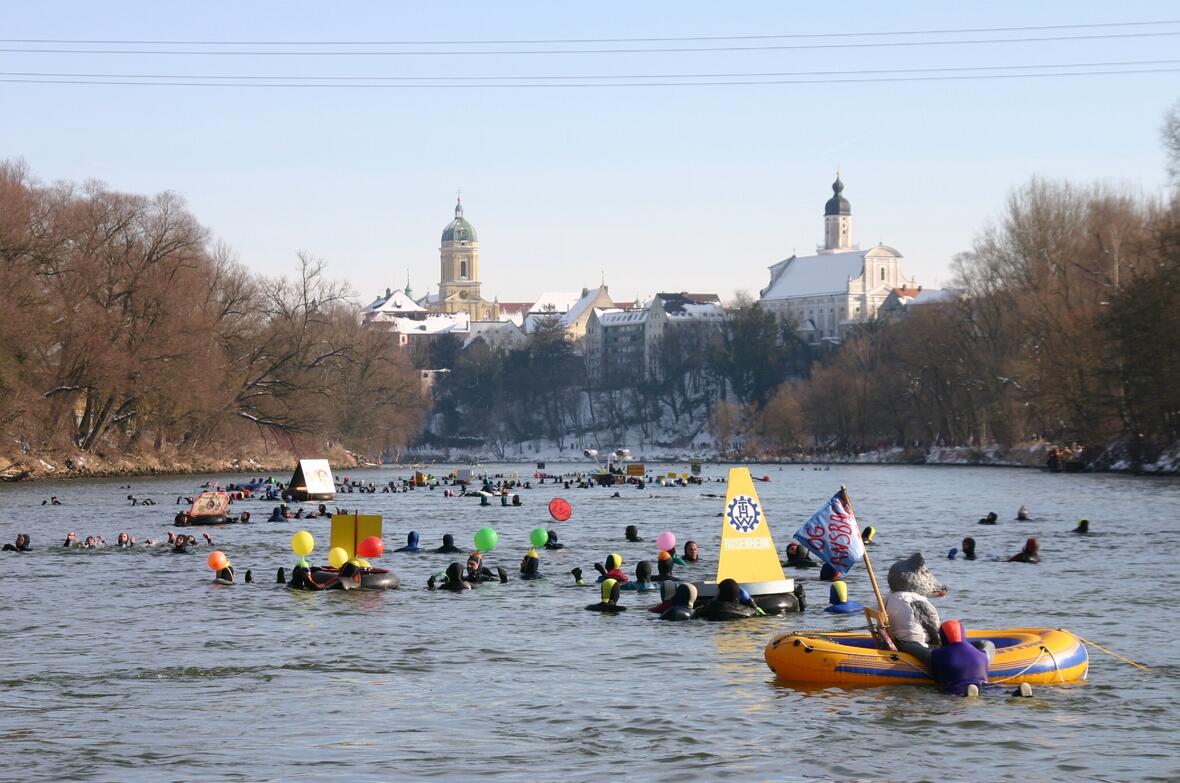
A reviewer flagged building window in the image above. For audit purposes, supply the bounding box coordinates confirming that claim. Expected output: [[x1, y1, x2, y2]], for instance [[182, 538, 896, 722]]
[[460, 260, 468, 279], [880, 267, 885, 281]]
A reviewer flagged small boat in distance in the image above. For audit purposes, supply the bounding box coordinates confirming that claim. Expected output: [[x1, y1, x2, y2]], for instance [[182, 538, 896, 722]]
[[691, 467, 803, 614]]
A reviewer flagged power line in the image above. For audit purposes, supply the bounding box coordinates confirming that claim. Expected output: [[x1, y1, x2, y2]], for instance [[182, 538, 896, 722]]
[[3, 66, 1177, 89], [2, 19, 1177, 46], [2, 30, 1180, 56], [3, 59, 1177, 83]]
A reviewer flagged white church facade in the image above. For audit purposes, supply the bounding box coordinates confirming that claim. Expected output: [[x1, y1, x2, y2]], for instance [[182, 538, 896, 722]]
[[758, 176, 917, 343]]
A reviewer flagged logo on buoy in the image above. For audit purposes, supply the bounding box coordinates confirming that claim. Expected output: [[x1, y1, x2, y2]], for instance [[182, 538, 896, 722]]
[[726, 495, 761, 533]]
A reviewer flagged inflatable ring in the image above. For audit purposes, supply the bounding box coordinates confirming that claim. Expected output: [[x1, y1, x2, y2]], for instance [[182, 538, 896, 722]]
[[764, 627, 1088, 686], [310, 567, 400, 590]]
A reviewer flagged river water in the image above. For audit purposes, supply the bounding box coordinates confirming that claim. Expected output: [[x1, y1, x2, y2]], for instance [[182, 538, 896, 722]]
[[1, 463, 1177, 782]]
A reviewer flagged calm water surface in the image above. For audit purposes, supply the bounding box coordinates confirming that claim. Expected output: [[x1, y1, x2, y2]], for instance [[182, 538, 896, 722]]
[[1, 464, 1178, 782]]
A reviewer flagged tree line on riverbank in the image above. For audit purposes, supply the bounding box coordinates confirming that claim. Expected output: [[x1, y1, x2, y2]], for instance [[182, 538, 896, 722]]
[[0, 161, 427, 468]]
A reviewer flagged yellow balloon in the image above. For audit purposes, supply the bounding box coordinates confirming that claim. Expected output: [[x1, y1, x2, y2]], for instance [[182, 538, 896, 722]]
[[328, 546, 348, 569], [290, 530, 314, 557], [356, 558, 372, 568]]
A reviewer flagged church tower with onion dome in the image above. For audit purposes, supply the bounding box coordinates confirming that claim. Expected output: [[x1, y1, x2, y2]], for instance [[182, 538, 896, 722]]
[[822, 174, 855, 253]]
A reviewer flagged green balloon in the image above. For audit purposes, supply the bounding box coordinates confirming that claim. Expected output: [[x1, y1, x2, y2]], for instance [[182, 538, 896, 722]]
[[296, 558, 310, 569], [474, 527, 498, 552], [529, 527, 549, 548]]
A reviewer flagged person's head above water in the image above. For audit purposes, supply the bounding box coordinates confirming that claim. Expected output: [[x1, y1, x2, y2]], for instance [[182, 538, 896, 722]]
[[445, 561, 465, 587], [1074, 519, 1090, 533], [672, 582, 697, 608], [442, 533, 456, 548], [829, 580, 850, 605], [684, 540, 699, 561], [1023, 537, 1039, 555], [600, 578, 622, 606], [717, 578, 742, 603], [635, 560, 652, 583], [961, 537, 976, 557], [406, 531, 419, 547], [625, 525, 641, 542], [605, 553, 623, 571], [520, 550, 540, 576], [861, 526, 876, 543]]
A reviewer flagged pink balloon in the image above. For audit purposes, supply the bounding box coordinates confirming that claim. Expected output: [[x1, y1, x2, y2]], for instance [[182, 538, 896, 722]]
[[656, 531, 676, 552]]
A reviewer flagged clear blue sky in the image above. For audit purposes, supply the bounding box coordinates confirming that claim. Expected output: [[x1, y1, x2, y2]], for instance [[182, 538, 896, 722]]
[[2, 1, 1177, 305]]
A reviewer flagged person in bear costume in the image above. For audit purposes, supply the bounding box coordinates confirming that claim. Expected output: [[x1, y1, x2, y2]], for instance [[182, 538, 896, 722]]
[[885, 552, 947, 669]]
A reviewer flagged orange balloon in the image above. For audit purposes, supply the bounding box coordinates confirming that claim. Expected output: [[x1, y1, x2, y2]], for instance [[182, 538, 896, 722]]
[[207, 550, 228, 571]]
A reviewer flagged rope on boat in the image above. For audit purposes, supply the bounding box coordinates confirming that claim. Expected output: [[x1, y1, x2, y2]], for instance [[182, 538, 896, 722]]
[[1043, 646, 1065, 683], [990, 648, 1048, 684], [1070, 631, 1152, 672]]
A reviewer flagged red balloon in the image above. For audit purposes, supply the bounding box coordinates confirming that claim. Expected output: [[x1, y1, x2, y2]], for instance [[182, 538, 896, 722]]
[[548, 497, 572, 522], [356, 536, 384, 558]]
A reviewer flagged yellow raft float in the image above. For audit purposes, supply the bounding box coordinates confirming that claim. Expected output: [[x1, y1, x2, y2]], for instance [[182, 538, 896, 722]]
[[765, 628, 1088, 686]]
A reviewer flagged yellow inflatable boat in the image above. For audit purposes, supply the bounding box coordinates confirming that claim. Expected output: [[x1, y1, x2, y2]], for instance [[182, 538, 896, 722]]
[[765, 628, 1088, 686]]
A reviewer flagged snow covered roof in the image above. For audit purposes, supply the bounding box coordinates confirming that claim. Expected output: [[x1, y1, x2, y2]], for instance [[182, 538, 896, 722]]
[[465, 319, 525, 349], [387, 312, 470, 335], [599, 309, 648, 327], [363, 288, 426, 317], [760, 249, 869, 300], [528, 292, 581, 315], [906, 288, 964, 306]]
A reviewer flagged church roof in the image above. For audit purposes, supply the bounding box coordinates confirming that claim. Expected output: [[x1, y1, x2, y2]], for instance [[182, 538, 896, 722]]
[[824, 176, 851, 216], [760, 249, 869, 300], [363, 288, 426, 316], [441, 198, 478, 243]]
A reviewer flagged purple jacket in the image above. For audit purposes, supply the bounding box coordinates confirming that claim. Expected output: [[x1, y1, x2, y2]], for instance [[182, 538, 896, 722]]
[[930, 642, 989, 695]]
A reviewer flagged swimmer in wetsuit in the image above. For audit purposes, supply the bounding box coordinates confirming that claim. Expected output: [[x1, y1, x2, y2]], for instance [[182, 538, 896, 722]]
[[1073, 519, 1090, 534], [783, 542, 818, 569], [3, 533, 30, 552], [620, 560, 657, 591], [543, 530, 564, 550], [429, 562, 473, 592], [394, 531, 422, 553], [519, 550, 543, 580], [682, 540, 699, 563], [978, 511, 998, 525], [930, 619, 992, 697], [434, 533, 464, 554], [695, 579, 759, 621], [658, 582, 697, 621], [585, 578, 626, 613], [463, 552, 508, 584], [594, 553, 628, 583], [1008, 537, 1040, 564], [625, 525, 643, 543]]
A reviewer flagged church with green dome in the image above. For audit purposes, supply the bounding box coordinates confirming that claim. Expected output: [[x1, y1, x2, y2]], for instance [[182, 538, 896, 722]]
[[432, 197, 500, 321]]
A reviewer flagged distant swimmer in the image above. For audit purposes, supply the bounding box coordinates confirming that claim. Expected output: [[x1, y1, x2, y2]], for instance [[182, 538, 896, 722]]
[[434, 533, 464, 554], [659, 583, 698, 621], [861, 526, 877, 545], [621, 560, 657, 591], [519, 550, 543, 580], [2, 533, 30, 552], [948, 537, 977, 560], [1008, 537, 1040, 564], [543, 529, 564, 550], [652, 552, 679, 583], [428, 562, 473, 592], [1017, 505, 1030, 521], [682, 540, 700, 563], [625, 525, 643, 543], [464, 552, 507, 584], [1073, 519, 1090, 534], [585, 578, 626, 613], [594, 553, 628, 583], [394, 531, 422, 553], [824, 580, 864, 614], [783, 542, 818, 569], [978, 511, 998, 525]]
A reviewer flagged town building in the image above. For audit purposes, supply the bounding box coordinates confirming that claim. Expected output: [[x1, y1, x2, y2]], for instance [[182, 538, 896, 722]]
[[524, 285, 618, 338], [879, 286, 966, 319], [585, 292, 724, 384], [758, 176, 918, 343]]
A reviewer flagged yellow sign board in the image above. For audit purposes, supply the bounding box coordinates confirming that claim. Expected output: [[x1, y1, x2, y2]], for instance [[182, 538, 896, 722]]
[[626, 463, 645, 477], [330, 513, 384, 560], [715, 467, 786, 584]]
